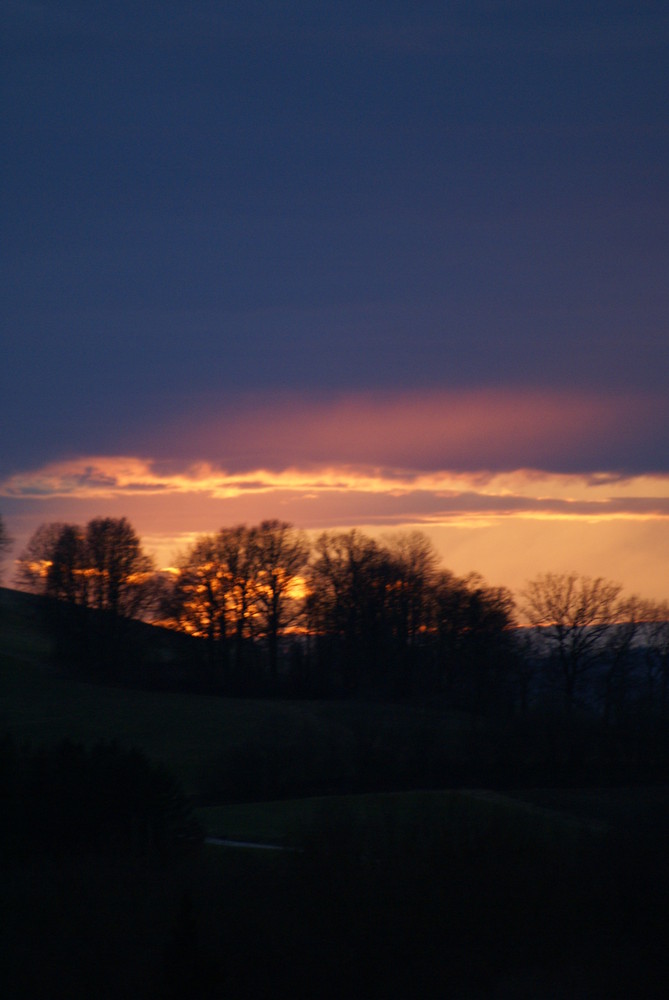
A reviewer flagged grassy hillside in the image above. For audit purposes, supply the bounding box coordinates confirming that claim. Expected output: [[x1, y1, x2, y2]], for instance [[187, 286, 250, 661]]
[[0, 587, 478, 804], [3, 587, 669, 997], [3, 585, 668, 819], [0, 585, 53, 664]]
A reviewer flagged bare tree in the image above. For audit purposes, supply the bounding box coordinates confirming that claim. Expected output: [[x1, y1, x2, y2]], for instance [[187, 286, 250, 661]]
[[306, 529, 512, 698], [84, 517, 155, 619], [216, 524, 260, 673], [521, 572, 623, 714], [253, 520, 309, 687], [167, 533, 231, 666], [383, 531, 438, 652], [308, 530, 383, 631], [432, 570, 517, 711], [17, 518, 154, 616], [16, 517, 155, 674], [16, 522, 72, 594], [306, 529, 389, 691], [164, 525, 261, 683], [167, 520, 309, 689], [46, 524, 90, 605]]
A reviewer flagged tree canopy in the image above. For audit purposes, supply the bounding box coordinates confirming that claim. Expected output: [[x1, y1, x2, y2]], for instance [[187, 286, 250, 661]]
[[17, 517, 155, 616], [16, 517, 156, 676], [521, 572, 626, 713]]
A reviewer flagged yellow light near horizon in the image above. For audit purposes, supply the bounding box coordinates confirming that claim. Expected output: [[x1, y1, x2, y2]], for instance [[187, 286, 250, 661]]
[[5, 455, 669, 606]]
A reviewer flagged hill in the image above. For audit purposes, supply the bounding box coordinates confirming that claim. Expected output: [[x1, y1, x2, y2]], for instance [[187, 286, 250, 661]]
[[1, 586, 483, 803], [3, 587, 669, 997]]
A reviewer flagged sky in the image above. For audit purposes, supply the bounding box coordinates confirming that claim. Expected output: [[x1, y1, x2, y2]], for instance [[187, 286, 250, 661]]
[[2, 1, 668, 602]]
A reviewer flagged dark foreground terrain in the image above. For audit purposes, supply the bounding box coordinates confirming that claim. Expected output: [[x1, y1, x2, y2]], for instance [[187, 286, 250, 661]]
[[2, 588, 669, 998]]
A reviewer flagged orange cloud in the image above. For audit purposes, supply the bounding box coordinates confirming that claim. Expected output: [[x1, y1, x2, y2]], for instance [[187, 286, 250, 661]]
[[3, 388, 667, 601], [4, 457, 669, 517], [3, 455, 669, 600]]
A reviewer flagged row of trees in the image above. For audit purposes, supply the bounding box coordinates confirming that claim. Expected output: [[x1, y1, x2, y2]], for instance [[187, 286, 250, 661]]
[[11, 516, 518, 700], [164, 521, 309, 689], [14, 517, 156, 674], [162, 522, 519, 699], [6, 513, 669, 715], [17, 517, 154, 617], [304, 529, 517, 702]]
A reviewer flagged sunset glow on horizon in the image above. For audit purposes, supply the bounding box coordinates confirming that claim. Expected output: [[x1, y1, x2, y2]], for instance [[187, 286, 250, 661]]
[[3, 447, 668, 604], [3, 5, 667, 613], [3, 10, 669, 992]]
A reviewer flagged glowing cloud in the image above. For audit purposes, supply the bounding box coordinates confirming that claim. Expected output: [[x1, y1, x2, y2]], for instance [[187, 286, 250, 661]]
[[3, 456, 669, 518], [3, 388, 668, 602]]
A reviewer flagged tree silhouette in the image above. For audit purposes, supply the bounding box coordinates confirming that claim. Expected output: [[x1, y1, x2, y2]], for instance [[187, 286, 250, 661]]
[[431, 571, 517, 711], [164, 526, 261, 688], [167, 533, 231, 679], [306, 529, 517, 700], [306, 529, 390, 693], [16, 517, 155, 675], [521, 572, 623, 715], [163, 522, 308, 691], [253, 520, 309, 689], [47, 524, 89, 604], [16, 522, 72, 594], [383, 531, 439, 693], [216, 524, 260, 677], [18, 518, 154, 613], [1, 737, 201, 860], [85, 517, 154, 618]]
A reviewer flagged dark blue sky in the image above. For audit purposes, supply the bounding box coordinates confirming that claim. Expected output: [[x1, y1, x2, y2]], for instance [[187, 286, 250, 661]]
[[2, 0, 668, 478]]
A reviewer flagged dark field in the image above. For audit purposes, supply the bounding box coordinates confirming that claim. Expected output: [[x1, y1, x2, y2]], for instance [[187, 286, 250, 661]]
[[2, 588, 669, 998]]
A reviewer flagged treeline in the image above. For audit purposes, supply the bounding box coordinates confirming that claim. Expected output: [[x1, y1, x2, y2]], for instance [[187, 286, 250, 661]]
[[12, 516, 669, 721], [16, 517, 159, 679], [13, 517, 518, 705]]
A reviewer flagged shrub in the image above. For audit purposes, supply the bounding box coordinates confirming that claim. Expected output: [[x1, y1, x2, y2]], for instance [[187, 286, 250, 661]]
[[0, 735, 202, 860]]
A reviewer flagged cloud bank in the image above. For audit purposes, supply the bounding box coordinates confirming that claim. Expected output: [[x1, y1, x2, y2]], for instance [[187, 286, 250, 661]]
[[124, 387, 668, 475], [3, 389, 667, 600]]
